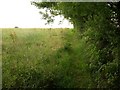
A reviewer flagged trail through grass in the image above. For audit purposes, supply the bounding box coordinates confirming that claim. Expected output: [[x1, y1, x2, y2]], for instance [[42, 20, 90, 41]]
[[2, 28, 95, 88]]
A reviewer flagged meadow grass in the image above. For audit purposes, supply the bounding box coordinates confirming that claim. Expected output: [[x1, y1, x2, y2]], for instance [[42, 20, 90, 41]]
[[2, 28, 70, 88], [2, 28, 95, 88]]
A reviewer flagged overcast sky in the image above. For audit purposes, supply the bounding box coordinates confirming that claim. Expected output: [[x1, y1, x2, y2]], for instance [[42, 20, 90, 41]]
[[0, 0, 73, 28]]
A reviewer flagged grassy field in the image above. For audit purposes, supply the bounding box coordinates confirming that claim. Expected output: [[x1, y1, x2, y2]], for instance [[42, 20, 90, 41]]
[[2, 28, 95, 88], [2, 28, 71, 88]]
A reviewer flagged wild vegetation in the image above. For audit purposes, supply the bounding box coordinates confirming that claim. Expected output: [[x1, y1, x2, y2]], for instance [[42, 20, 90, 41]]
[[2, 28, 73, 88], [2, 2, 120, 89], [32, 2, 120, 88], [2, 27, 119, 88]]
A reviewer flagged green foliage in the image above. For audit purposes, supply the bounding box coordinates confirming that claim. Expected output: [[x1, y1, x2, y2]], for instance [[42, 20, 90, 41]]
[[3, 1, 120, 88], [2, 28, 67, 88], [2, 26, 119, 88], [1, 28, 98, 88], [83, 8, 119, 88]]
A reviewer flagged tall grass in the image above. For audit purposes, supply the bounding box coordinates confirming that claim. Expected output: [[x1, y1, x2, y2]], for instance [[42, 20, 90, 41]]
[[2, 28, 98, 88], [2, 28, 68, 88]]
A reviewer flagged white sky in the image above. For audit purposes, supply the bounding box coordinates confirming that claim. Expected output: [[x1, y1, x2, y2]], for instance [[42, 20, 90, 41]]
[[0, 0, 73, 28]]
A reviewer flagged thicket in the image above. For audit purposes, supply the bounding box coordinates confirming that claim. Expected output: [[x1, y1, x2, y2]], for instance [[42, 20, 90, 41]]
[[32, 2, 120, 88]]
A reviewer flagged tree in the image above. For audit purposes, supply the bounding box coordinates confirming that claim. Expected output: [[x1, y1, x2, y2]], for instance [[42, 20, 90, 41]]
[[32, 2, 119, 31], [14, 26, 19, 28], [32, 1, 120, 88], [32, 2, 107, 32]]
